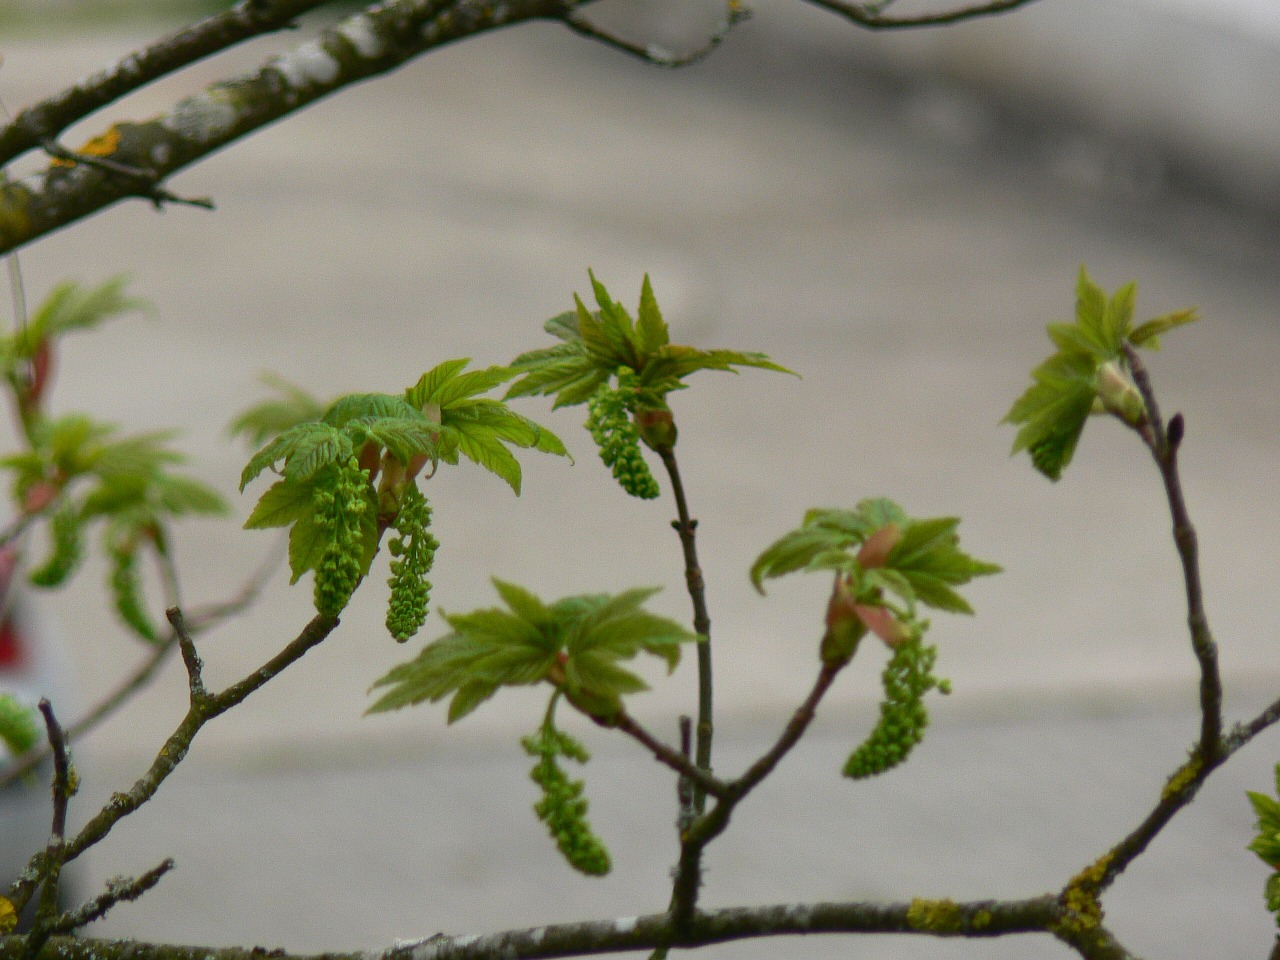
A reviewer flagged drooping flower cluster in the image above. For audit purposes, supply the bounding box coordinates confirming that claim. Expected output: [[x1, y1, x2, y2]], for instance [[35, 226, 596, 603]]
[[29, 504, 82, 588], [109, 542, 159, 643], [844, 629, 944, 779], [386, 482, 439, 643], [584, 368, 659, 500], [521, 723, 611, 876], [312, 457, 371, 617]]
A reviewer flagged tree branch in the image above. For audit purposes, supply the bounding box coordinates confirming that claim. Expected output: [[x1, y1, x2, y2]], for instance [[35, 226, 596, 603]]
[[562, 0, 747, 68], [0, 0, 568, 254], [802, 0, 1045, 30], [58, 610, 339, 864], [0, 0, 342, 169], [0, 544, 282, 790], [1122, 345, 1221, 758]]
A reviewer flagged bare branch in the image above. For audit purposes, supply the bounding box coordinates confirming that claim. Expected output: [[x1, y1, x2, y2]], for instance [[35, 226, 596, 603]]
[[604, 710, 730, 800], [563, 0, 748, 68], [61, 611, 340, 864], [1122, 345, 1222, 758], [0, 0, 567, 254], [0, 0, 342, 169], [803, 0, 1045, 30], [45, 859, 175, 934], [0, 544, 282, 790]]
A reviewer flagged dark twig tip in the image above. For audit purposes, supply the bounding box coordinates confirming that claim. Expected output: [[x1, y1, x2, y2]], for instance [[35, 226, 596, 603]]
[[1167, 412, 1185, 451]]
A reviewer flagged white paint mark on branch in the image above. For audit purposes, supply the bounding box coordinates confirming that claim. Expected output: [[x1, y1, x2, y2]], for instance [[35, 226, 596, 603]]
[[337, 15, 386, 59], [270, 38, 341, 90], [164, 89, 238, 141], [613, 916, 638, 934]]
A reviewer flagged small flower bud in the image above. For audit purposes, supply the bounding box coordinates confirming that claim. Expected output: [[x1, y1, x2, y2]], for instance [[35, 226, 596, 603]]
[[1096, 361, 1146, 426], [634, 406, 677, 451]]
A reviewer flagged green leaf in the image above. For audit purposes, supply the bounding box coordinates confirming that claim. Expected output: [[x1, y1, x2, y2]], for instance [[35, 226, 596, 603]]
[[635, 274, 670, 352], [1129, 307, 1200, 350], [367, 581, 693, 723], [244, 479, 314, 529], [17, 275, 149, 354], [322, 393, 422, 429], [229, 374, 325, 446], [287, 505, 328, 583], [405, 359, 473, 410]]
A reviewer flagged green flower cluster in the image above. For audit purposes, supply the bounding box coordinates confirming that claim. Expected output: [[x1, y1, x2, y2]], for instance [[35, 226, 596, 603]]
[[0, 693, 40, 757], [29, 504, 82, 588], [584, 368, 659, 500], [521, 724, 611, 876], [313, 457, 372, 617], [844, 631, 943, 780], [386, 482, 439, 643], [109, 543, 159, 643]]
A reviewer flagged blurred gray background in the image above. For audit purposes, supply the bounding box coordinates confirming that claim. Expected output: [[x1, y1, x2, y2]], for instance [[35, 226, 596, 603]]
[[2, 0, 1280, 956]]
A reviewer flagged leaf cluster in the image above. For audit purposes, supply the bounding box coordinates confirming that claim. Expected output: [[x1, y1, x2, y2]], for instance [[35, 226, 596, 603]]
[[1, 416, 226, 641], [1248, 764, 1280, 926], [1003, 267, 1199, 481], [505, 271, 792, 414], [0, 275, 148, 373], [750, 497, 1000, 617], [367, 579, 696, 723], [239, 362, 566, 624]]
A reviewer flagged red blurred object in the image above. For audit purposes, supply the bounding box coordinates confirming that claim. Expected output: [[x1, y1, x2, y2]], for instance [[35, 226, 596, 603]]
[[0, 618, 24, 669]]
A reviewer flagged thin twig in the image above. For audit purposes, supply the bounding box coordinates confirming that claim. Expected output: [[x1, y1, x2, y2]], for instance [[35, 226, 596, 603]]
[[57, 610, 339, 866], [656, 446, 713, 808], [46, 858, 175, 934], [606, 710, 729, 799], [0, 544, 282, 790], [803, 0, 1044, 29], [1123, 344, 1222, 757], [667, 661, 844, 929], [563, 0, 749, 68], [167, 607, 208, 704], [0, 0, 340, 168]]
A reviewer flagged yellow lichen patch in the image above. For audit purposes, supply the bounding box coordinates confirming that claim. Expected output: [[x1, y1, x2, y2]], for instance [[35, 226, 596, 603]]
[[906, 897, 964, 933], [1162, 756, 1203, 801], [0, 187, 32, 244], [0, 895, 16, 933], [971, 908, 993, 931], [1055, 854, 1111, 935], [50, 125, 122, 167]]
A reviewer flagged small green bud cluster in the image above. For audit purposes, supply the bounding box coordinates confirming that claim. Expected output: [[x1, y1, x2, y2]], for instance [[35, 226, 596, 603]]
[[313, 457, 372, 617], [0, 693, 40, 757], [521, 724, 611, 876], [584, 368, 659, 500], [386, 482, 439, 643], [844, 630, 942, 779], [29, 504, 82, 588], [109, 543, 159, 643]]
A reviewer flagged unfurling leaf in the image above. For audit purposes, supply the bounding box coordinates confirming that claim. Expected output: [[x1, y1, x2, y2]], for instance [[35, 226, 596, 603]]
[[1004, 267, 1199, 480], [505, 272, 794, 422]]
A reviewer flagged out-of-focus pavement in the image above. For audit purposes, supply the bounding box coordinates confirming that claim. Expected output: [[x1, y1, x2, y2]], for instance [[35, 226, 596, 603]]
[[1, 2, 1279, 955]]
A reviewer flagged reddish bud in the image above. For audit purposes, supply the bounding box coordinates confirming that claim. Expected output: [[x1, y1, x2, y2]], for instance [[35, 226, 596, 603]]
[[635, 407, 677, 451], [30, 339, 54, 406], [857, 524, 901, 570], [854, 604, 911, 647], [22, 481, 58, 514], [820, 576, 867, 664]]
